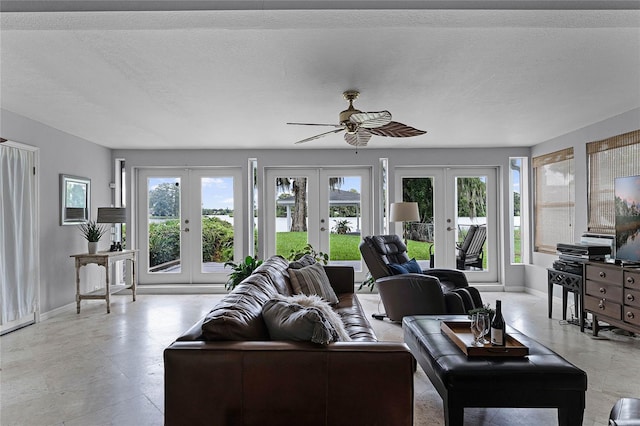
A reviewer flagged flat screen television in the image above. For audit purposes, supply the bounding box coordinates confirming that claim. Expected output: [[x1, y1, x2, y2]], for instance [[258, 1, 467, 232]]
[[614, 174, 640, 264]]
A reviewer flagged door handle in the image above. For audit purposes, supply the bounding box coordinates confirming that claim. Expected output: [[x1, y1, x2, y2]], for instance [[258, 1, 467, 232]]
[[183, 228, 190, 232], [447, 227, 454, 231], [320, 227, 326, 231]]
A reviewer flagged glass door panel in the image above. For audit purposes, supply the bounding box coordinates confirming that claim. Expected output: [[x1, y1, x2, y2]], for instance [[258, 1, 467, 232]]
[[454, 175, 488, 271], [195, 172, 240, 277], [273, 176, 311, 258], [327, 174, 364, 267], [400, 177, 435, 269], [139, 171, 188, 284]]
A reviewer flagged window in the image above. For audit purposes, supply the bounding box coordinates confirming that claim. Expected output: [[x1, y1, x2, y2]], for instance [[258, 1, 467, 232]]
[[510, 157, 525, 263], [533, 148, 575, 254], [587, 130, 640, 234]]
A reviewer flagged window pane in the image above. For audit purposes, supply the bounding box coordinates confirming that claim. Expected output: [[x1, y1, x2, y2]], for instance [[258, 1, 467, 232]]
[[147, 177, 181, 273], [510, 158, 523, 263], [275, 177, 308, 257], [401, 177, 434, 267], [328, 175, 361, 266], [201, 176, 235, 273]]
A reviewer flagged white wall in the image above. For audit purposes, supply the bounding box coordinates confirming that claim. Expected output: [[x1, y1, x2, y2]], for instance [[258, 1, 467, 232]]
[[1, 109, 113, 315], [527, 108, 640, 295]]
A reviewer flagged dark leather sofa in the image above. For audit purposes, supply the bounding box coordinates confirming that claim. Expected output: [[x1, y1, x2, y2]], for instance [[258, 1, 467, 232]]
[[164, 255, 415, 426]]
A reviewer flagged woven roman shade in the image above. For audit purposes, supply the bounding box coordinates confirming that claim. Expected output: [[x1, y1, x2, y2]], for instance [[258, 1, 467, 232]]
[[587, 130, 640, 234], [533, 148, 575, 254]]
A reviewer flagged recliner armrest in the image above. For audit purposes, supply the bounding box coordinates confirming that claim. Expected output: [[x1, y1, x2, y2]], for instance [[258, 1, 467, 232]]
[[422, 268, 469, 291]]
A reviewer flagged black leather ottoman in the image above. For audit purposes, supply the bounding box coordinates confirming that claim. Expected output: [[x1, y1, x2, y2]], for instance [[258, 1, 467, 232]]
[[610, 398, 640, 426], [403, 315, 587, 426]]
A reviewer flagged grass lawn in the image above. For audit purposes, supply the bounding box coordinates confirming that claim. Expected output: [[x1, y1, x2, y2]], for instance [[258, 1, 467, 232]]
[[276, 232, 434, 261], [274, 231, 513, 269]]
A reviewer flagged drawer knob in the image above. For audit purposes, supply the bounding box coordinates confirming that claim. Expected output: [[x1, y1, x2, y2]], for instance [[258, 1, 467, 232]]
[[598, 300, 606, 310], [627, 294, 635, 302], [628, 277, 635, 284], [599, 287, 606, 294], [627, 311, 635, 319], [599, 271, 606, 278]]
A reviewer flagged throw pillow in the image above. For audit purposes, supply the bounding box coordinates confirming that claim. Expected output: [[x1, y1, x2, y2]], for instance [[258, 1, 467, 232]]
[[288, 262, 339, 305], [285, 294, 351, 341], [262, 297, 339, 345], [288, 254, 317, 269], [388, 258, 423, 275]]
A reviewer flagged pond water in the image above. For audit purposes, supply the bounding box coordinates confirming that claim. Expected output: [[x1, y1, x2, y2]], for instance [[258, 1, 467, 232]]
[[616, 219, 640, 262]]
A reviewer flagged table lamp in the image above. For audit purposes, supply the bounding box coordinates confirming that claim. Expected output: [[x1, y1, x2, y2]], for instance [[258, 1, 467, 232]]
[[389, 202, 420, 245], [97, 207, 127, 251]]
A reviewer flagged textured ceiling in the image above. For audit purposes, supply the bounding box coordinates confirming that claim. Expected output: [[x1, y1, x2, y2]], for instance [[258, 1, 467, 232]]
[[1, 1, 639, 150]]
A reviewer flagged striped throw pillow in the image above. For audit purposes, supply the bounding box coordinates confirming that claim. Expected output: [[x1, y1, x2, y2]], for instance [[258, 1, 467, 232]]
[[288, 262, 339, 305]]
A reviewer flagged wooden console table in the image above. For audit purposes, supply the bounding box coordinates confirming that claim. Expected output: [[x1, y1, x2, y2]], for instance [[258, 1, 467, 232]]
[[70, 250, 138, 313], [583, 261, 640, 336]]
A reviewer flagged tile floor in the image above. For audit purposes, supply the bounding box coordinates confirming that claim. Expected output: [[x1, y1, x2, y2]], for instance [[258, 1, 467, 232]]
[[1, 290, 639, 425]]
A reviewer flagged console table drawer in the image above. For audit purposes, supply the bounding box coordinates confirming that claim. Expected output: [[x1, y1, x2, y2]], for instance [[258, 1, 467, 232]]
[[585, 264, 623, 283], [624, 306, 640, 327], [585, 280, 623, 300], [584, 295, 622, 321], [625, 270, 640, 290], [625, 288, 640, 309]]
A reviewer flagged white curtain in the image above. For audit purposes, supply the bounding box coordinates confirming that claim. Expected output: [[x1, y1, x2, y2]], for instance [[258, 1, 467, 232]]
[[0, 145, 37, 324]]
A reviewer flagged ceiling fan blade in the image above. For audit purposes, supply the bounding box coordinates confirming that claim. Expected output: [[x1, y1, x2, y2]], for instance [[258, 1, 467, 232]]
[[287, 122, 343, 128], [349, 111, 392, 129], [367, 121, 427, 137], [344, 128, 372, 147], [294, 127, 345, 144]]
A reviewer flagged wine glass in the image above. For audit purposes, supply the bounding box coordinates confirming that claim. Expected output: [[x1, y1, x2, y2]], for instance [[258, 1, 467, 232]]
[[478, 312, 491, 345], [470, 313, 483, 345]]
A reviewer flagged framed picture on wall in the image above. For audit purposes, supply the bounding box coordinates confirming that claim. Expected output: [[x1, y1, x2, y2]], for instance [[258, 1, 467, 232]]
[[60, 174, 90, 225]]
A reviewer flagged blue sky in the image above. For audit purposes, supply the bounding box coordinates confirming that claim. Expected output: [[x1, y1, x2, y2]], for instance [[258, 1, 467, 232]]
[[150, 176, 362, 210]]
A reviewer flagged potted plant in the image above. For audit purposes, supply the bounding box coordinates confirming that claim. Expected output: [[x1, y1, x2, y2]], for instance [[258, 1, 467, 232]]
[[78, 220, 108, 254], [287, 243, 329, 265], [467, 303, 495, 319], [224, 255, 263, 290]]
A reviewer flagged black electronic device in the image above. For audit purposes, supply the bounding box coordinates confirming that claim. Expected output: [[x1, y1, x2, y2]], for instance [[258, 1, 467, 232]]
[[552, 260, 583, 275], [556, 243, 611, 258]]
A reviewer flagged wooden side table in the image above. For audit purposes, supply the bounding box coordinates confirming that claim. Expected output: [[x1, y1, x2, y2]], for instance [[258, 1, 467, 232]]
[[70, 250, 138, 313]]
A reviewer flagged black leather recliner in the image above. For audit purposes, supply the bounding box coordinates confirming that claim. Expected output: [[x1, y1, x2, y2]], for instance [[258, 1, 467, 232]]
[[360, 235, 484, 322]]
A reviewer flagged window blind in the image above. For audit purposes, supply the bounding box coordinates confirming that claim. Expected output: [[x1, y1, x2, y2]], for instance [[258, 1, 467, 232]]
[[587, 130, 640, 234], [533, 148, 575, 254]]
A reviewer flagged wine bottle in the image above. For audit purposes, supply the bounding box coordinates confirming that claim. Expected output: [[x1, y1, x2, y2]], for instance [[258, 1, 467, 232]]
[[490, 300, 506, 346]]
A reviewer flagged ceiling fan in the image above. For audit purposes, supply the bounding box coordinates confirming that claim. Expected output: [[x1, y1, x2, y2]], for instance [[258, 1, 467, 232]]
[[287, 90, 426, 147]]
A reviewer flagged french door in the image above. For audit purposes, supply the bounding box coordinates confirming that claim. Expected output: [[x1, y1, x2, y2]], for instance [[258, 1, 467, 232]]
[[137, 168, 243, 284], [394, 167, 498, 283], [264, 167, 371, 279]]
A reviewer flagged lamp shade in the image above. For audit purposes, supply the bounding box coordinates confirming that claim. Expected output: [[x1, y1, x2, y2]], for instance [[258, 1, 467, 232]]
[[96, 207, 127, 223], [389, 202, 420, 222]]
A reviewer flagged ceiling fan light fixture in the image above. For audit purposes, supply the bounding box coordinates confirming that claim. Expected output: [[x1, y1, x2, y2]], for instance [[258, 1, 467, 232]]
[[287, 90, 426, 145]]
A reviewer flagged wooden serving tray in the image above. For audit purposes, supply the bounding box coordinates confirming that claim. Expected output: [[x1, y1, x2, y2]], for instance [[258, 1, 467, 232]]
[[440, 321, 529, 357]]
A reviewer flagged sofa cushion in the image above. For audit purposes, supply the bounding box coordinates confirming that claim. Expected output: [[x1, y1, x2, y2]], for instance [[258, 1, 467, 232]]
[[253, 255, 293, 296], [201, 278, 277, 341], [388, 258, 423, 275], [262, 296, 340, 344], [289, 262, 339, 305]]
